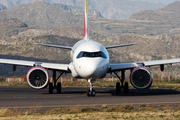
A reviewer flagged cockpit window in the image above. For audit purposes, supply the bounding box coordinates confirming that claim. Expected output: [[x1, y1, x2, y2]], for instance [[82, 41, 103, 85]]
[[77, 51, 107, 59]]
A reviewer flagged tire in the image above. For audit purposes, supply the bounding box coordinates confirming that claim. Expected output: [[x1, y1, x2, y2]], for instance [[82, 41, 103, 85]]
[[124, 82, 129, 93], [91, 89, 96, 97], [116, 82, 120, 93], [57, 82, 61, 94], [49, 82, 53, 94], [87, 89, 91, 97]]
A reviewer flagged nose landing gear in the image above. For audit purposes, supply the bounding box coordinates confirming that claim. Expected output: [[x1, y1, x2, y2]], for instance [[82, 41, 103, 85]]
[[87, 79, 96, 97]]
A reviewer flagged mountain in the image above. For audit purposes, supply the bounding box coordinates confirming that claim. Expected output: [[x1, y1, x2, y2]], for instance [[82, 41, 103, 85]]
[[0, 18, 28, 37], [0, 1, 109, 37], [51, 3, 103, 18], [127, 1, 180, 35], [0, 0, 36, 8], [0, 0, 164, 20], [70, 0, 164, 20], [0, 3, 6, 10], [0, 0, 83, 29], [0, 1, 180, 37]]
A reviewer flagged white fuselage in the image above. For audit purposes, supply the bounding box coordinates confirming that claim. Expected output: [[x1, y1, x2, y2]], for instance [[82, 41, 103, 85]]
[[69, 39, 109, 79]]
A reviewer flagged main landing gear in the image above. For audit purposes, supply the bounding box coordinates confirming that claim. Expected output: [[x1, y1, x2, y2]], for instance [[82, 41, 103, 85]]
[[49, 70, 64, 94], [114, 70, 129, 94], [87, 79, 96, 97]]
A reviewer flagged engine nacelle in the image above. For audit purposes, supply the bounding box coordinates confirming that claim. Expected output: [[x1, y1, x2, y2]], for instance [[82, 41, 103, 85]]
[[26, 67, 50, 89], [130, 67, 153, 89]]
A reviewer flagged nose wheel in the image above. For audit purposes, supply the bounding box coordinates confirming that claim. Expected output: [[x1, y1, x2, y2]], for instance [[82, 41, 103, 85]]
[[87, 79, 96, 97], [87, 88, 96, 97]]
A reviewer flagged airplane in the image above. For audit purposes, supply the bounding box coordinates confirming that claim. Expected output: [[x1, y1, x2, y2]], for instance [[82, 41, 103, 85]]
[[1, 0, 180, 97]]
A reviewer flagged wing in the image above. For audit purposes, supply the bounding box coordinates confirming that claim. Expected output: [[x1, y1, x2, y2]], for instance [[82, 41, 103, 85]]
[[137, 59, 180, 67], [109, 58, 180, 72], [109, 62, 138, 72], [0, 58, 70, 72], [105, 43, 137, 49], [35, 43, 72, 50]]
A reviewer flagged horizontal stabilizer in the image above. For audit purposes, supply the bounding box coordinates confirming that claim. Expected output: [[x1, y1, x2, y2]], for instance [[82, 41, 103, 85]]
[[105, 43, 137, 49], [35, 43, 72, 50]]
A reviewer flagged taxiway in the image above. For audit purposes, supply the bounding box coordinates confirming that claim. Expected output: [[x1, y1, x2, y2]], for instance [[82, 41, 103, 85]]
[[0, 86, 180, 111]]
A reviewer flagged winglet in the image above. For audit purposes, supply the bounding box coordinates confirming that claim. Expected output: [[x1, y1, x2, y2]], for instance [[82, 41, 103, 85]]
[[84, 0, 89, 41]]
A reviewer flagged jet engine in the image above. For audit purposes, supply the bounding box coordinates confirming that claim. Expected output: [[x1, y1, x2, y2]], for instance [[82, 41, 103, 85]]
[[130, 67, 153, 89], [26, 67, 50, 89]]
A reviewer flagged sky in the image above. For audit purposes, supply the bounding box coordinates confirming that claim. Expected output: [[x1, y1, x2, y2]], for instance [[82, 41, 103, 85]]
[[131, 0, 180, 5]]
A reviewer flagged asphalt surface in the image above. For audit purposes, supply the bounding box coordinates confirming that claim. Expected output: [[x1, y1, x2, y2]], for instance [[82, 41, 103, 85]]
[[0, 86, 180, 111]]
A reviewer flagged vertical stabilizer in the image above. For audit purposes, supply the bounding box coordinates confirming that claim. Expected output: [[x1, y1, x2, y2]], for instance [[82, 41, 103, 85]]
[[84, 0, 89, 41]]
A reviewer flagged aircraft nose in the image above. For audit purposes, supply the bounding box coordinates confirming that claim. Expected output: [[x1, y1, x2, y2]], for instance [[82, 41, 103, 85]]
[[80, 63, 97, 77], [85, 64, 97, 75], [76, 60, 102, 78]]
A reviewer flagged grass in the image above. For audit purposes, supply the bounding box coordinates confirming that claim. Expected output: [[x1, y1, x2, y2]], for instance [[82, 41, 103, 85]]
[[0, 81, 29, 86], [0, 105, 180, 120], [1, 79, 180, 90], [139, 104, 147, 107], [0, 77, 180, 90]]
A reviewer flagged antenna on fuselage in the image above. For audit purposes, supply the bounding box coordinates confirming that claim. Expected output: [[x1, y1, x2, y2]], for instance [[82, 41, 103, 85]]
[[84, 0, 89, 41]]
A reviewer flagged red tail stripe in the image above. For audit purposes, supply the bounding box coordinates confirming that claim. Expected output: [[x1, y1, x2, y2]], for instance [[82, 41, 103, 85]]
[[84, 15, 87, 37]]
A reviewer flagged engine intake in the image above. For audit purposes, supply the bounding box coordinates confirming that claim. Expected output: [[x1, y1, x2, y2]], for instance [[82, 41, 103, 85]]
[[26, 67, 50, 89], [130, 67, 153, 89]]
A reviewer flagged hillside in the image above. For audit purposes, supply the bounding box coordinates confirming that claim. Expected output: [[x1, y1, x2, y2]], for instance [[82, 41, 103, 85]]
[[0, 0, 83, 29], [126, 1, 180, 35], [86, 1, 180, 36], [0, 0, 110, 37], [0, 0, 164, 20], [52, 3, 103, 18], [0, 18, 28, 37], [0, 3, 6, 10]]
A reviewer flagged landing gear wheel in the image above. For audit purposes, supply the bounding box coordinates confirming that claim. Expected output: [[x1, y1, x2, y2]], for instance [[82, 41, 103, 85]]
[[124, 82, 129, 93], [91, 89, 96, 97], [57, 82, 61, 93], [49, 82, 53, 94], [116, 82, 120, 93], [87, 89, 96, 97], [87, 89, 91, 97]]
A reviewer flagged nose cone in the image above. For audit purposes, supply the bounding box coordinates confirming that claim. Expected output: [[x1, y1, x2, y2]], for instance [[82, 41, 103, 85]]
[[75, 58, 107, 79], [83, 63, 98, 77]]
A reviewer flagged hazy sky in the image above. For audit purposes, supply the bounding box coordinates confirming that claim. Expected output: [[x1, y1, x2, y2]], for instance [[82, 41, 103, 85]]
[[131, 0, 180, 5]]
